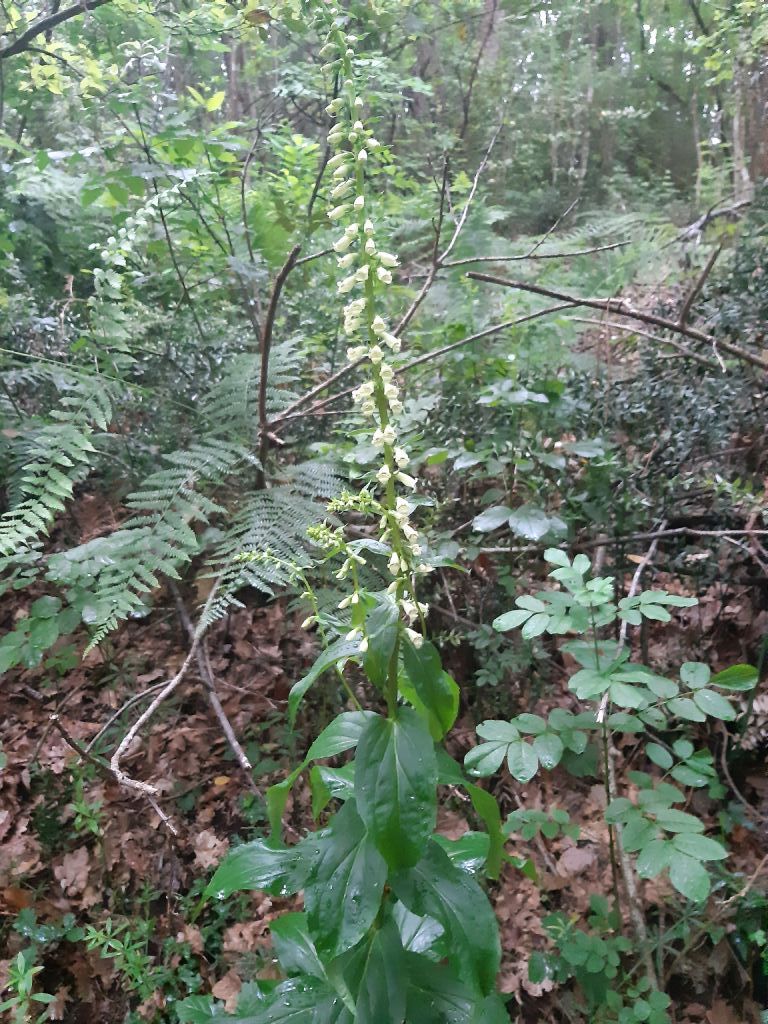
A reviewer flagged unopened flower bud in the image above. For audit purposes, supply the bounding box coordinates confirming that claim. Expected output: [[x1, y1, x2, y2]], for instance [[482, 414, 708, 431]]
[[328, 203, 351, 221], [330, 179, 354, 199], [337, 274, 357, 294], [333, 234, 354, 253]]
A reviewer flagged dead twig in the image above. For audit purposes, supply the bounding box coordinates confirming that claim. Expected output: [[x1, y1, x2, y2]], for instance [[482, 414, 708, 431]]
[[679, 244, 721, 328], [169, 582, 261, 797], [109, 583, 220, 806], [466, 271, 768, 372], [572, 316, 721, 371], [256, 244, 302, 480], [442, 240, 628, 268]]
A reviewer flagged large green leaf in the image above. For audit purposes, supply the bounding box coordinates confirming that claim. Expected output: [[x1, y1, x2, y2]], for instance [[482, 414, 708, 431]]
[[508, 504, 558, 541], [355, 709, 437, 869], [205, 841, 308, 900], [668, 852, 710, 902], [230, 976, 342, 1023], [304, 800, 387, 958], [354, 919, 406, 1024], [472, 505, 512, 532], [670, 833, 727, 861], [711, 664, 758, 691], [362, 595, 399, 688], [288, 637, 362, 725], [306, 711, 377, 761], [404, 955, 476, 1024], [270, 913, 326, 980], [464, 781, 504, 880], [692, 688, 736, 721], [391, 841, 501, 995], [402, 639, 459, 740]]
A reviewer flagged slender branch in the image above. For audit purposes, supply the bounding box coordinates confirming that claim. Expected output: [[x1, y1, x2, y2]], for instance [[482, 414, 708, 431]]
[[169, 582, 260, 796], [295, 247, 333, 267], [458, 0, 498, 140], [272, 303, 574, 425], [395, 126, 502, 337], [679, 243, 721, 327], [402, 303, 576, 373], [52, 714, 177, 835], [525, 196, 580, 258], [439, 123, 503, 265], [572, 317, 721, 370], [442, 240, 628, 268], [0, 0, 113, 59], [466, 271, 768, 371], [257, 245, 302, 477], [579, 527, 768, 547], [110, 583, 220, 799]]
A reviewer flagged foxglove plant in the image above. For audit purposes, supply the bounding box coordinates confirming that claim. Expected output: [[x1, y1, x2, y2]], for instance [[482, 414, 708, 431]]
[[198, 4, 509, 1022]]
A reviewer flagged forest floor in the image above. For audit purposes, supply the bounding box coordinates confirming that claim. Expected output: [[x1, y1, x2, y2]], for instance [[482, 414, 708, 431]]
[[1, 485, 767, 1023]]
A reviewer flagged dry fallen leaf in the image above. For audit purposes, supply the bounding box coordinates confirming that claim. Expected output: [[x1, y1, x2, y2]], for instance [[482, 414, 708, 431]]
[[53, 846, 90, 896], [193, 829, 229, 870], [211, 969, 242, 1012]]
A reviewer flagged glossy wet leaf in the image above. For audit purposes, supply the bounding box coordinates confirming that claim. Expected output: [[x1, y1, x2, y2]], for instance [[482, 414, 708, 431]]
[[402, 639, 459, 740], [391, 841, 501, 995], [304, 800, 387, 958], [306, 711, 377, 761], [354, 919, 406, 1024], [355, 709, 437, 869], [205, 840, 308, 900], [288, 638, 362, 725]]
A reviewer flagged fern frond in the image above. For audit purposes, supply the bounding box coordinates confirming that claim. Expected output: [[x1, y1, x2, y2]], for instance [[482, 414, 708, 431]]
[[47, 438, 250, 647], [199, 460, 344, 630], [0, 374, 118, 555]]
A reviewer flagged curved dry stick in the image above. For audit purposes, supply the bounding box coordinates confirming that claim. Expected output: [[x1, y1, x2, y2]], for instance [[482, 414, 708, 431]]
[[169, 581, 261, 797], [257, 244, 302, 480], [109, 582, 220, 798], [466, 271, 768, 372]]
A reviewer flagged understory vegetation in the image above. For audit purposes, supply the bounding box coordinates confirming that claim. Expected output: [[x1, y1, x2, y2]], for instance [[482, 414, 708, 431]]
[[1, 1, 767, 1022]]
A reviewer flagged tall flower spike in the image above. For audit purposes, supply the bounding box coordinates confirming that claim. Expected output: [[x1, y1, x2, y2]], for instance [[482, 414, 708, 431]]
[[314, 2, 432, 657]]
